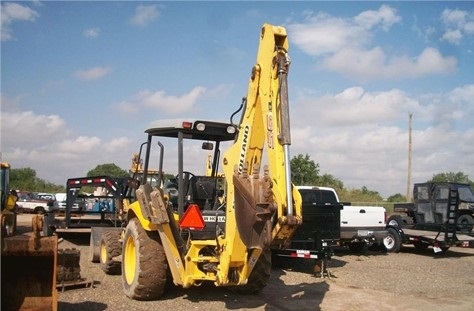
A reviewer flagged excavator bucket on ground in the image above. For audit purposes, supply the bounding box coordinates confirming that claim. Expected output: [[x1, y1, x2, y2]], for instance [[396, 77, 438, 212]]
[[1, 215, 58, 311]]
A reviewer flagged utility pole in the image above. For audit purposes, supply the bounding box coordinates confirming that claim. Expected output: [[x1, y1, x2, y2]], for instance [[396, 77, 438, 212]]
[[406, 112, 413, 202]]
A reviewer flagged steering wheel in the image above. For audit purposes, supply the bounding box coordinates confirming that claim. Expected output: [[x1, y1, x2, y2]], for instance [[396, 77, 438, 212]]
[[174, 171, 195, 195]]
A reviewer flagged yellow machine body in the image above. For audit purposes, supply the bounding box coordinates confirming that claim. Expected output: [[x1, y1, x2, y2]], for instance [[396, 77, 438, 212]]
[[120, 24, 302, 300]]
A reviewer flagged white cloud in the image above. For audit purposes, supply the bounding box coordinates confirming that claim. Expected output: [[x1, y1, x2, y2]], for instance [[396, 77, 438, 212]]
[[139, 87, 205, 113], [289, 5, 400, 56], [130, 4, 159, 27], [0, 108, 135, 184], [83, 27, 100, 38], [449, 84, 474, 104], [58, 136, 101, 153], [0, 110, 66, 146], [354, 4, 401, 31], [74, 66, 112, 81], [441, 29, 463, 45], [289, 85, 473, 196], [114, 101, 139, 116], [440, 9, 474, 45], [323, 46, 456, 81], [289, 14, 368, 56], [1, 2, 39, 41], [288, 5, 457, 80], [115, 86, 206, 115], [104, 137, 132, 153], [441, 9, 468, 27]]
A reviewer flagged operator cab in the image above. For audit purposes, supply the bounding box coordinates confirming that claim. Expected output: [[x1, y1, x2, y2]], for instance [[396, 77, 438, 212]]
[[140, 119, 237, 240]]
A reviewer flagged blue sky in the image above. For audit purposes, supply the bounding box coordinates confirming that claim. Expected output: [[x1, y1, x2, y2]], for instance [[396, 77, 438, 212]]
[[1, 1, 473, 197]]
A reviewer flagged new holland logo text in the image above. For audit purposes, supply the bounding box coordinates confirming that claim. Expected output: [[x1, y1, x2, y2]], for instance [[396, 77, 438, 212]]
[[238, 124, 250, 174]]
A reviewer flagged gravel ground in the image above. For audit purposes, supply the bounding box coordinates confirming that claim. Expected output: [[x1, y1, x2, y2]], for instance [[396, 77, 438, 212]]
[[11, 215, 474, 311]]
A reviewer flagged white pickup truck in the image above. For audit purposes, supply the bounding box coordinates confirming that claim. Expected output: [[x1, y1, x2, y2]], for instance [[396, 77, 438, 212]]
[[297, 186, 388, 252]]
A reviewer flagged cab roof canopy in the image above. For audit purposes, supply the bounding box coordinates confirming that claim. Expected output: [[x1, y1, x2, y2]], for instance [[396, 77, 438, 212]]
[[145, 119, 237, 142]]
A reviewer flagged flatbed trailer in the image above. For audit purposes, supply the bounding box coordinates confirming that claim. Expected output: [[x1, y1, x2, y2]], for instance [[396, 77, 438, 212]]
[[43, 176, 135, 236], [384, 187, 474, 253], [385, 226, 474, 253]]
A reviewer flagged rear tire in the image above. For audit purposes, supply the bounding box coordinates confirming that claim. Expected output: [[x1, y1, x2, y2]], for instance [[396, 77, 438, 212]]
[[383, 228, 401, 253], [230, 248, 271, 294], [100, 231, 122, 275], [122, 218, 168, 301]]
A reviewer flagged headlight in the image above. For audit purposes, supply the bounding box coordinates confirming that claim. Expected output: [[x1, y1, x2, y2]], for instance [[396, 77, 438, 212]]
[[227, 126, 236, 134], [196, 123, 206, 131]]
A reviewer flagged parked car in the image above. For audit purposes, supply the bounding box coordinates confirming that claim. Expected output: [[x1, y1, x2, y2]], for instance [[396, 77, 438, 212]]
[[55, 192, 83, 211], [16, 191, 59, 214]]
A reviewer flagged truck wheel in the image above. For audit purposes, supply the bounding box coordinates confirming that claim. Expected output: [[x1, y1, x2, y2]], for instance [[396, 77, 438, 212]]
[[383, 228, 401, 253], [457, 214, 474, 234], [122, 218, 168, 300], [230, 248, 271, 294], [100, 231, 122, 275]]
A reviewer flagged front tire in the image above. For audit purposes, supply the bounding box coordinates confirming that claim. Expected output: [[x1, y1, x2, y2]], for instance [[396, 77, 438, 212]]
[[122, 218, 168, 301], [383, 228, 402, 253]]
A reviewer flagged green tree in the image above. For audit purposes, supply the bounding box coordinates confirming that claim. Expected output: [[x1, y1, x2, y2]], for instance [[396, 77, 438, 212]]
[[290, 154, 319, 185], [10, 167, 65, 192], [87, 163, 129, 178], [10, 167, 37, 190], [429, 171, 472, 184], [387, 193, 406, 202], [339, 186, 383, 203], [318, 173, 344, 192]]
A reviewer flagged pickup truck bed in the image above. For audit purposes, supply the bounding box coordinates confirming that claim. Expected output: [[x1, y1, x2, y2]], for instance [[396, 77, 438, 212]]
[[340, 205, 387, 243]]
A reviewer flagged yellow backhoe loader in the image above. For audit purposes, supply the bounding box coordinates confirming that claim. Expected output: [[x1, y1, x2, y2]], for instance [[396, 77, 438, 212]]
[[98, 23, 303, 300]]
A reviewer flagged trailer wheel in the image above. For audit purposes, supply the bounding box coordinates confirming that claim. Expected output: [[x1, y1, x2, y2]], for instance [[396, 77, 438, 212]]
[[100, 230, 122, 275], [457, 214, 474, 234], [383, 228, 401, 253], [230, 248, 271, 294], [122, 218, 167, 301]]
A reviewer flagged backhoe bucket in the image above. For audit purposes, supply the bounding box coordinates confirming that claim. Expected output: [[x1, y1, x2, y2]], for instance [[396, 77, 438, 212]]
[[233, 174, 273, 249], [1, 233, 58, 311]]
